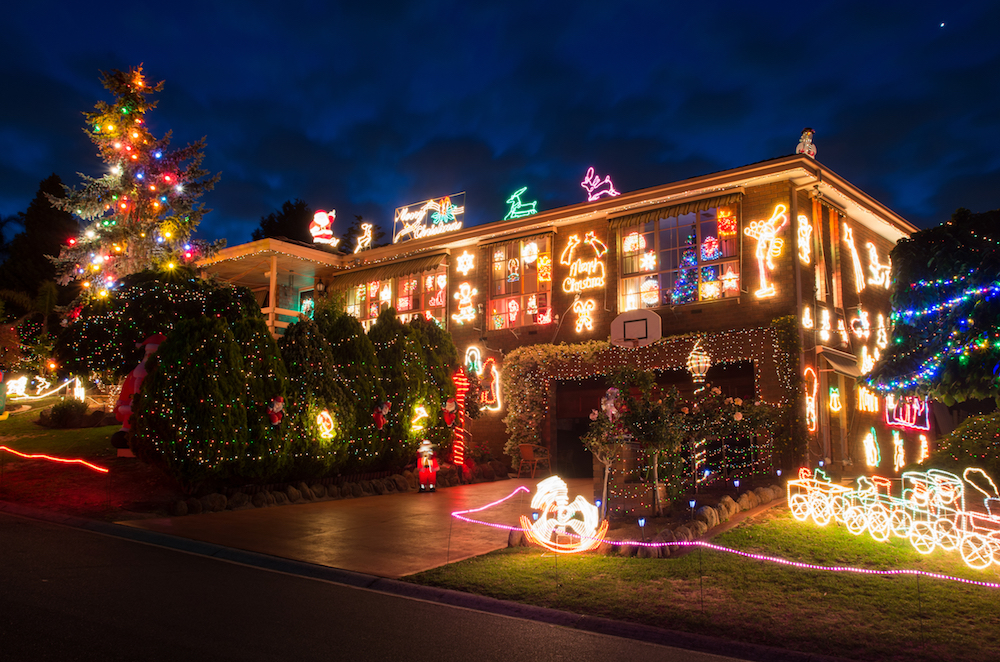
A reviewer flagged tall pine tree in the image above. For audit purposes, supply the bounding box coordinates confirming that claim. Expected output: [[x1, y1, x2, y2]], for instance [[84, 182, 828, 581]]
[[49, 66, 220, 299]]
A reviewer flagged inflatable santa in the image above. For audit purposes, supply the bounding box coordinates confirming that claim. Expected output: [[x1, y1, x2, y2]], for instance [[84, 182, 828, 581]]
[[111, 333, 166, 449]]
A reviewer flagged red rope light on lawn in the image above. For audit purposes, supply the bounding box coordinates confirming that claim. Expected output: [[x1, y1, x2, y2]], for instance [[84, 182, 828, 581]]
[[452, 486, 1000, 590], [0, 446, 109, 474]]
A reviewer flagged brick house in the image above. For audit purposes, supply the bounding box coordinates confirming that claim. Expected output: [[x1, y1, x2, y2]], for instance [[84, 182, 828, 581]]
[[199, 153, 921, 482]]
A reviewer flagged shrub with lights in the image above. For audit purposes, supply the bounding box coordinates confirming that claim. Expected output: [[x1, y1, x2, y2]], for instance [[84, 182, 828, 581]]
[[48, 65, 220, 299], [930, 411, 1000, 478], [131, 317, 249, 490]]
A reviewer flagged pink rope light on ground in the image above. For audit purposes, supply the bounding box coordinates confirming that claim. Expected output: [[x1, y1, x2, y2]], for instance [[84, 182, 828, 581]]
[[0, 445, 109, 474], [451, 486, 1000, 590]]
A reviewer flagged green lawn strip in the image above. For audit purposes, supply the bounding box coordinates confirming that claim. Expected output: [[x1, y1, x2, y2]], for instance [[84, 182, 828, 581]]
[[406, 510, 1000, 662], [1, 399, 118, 459]]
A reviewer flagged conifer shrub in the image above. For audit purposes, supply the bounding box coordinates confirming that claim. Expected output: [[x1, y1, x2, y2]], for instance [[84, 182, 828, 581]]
[[930, 411, 1000, 478], [132, 317, 249, 491]]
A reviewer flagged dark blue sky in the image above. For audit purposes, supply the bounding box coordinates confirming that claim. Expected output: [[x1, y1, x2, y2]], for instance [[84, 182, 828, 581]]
[[3, 1, 998, 245]]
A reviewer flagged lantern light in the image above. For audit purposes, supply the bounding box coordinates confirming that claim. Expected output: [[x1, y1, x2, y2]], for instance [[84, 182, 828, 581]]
[[686, 340, 711, 384]]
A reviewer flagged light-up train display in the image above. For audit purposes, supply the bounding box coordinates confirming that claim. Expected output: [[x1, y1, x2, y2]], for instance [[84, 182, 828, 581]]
[[788, 466, 1000, 570]]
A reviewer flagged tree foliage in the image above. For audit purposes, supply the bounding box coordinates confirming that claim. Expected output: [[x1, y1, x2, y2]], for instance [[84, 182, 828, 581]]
[[865, 208, 1000, 406], [48, 66, 220, 298], [251, 199, 316, 244]]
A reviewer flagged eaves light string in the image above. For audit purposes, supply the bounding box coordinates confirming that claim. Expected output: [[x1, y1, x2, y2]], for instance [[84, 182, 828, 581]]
[[451, 486, 1000, 590]]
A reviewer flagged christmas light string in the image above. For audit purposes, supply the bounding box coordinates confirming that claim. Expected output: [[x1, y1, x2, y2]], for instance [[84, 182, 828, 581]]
[[0, 446, 109, 474], [451, 486, 1000, 589]]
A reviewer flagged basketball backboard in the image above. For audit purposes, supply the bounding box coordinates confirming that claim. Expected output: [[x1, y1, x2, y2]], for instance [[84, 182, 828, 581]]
[[610, 309, 662, 348]]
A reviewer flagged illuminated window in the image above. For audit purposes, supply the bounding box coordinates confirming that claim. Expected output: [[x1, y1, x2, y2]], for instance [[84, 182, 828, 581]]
[[619, 206, 739, 311], [489, 236, 552, 328], [342, 265, 448, 326]]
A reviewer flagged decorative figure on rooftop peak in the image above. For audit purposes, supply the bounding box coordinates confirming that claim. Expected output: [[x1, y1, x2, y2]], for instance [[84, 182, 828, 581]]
[[504, 186, 538, 220], [581, 167, 620, 202], [796, 128, 817, 158]]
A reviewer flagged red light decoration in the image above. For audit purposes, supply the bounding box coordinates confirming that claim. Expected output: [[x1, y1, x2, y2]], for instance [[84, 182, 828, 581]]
[[0, 445, 109, 474], [451, 368, 470, 466]]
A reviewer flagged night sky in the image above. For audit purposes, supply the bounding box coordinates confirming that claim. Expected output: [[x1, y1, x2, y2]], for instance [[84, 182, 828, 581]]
[[3, 1, 998, 246]]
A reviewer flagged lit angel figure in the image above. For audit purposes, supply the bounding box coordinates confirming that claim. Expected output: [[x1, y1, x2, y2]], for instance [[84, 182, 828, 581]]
[[743, 204, 789, 298], [580, 166, 620, 202], [865, 242, 891, 288], [452, 283, 478, 324], [819, 308, 832, 341], [354, 223, 374, 254], [797, 214, 812, 264], [842, 224, 866, 292], [456, 250, 476, 276], [573, 298, 596, 332], [801, 305, 814, 328]]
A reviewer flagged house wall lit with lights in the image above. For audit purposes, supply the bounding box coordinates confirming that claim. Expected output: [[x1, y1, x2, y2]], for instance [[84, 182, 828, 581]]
[[199, 154, 919, 473]]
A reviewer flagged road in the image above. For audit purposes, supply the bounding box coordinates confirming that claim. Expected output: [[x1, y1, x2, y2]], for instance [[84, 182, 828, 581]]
[[0, 512, 744, 662]]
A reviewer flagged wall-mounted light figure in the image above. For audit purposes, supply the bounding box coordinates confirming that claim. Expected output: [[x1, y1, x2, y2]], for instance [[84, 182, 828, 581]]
[[892, 430, 906, 472], [572, 298, 596, 332], [875, 313, 889, 349], [866, 242, 892, 288], [819, 308, 832, 341], [452, 283, 478, 324], [456, 250, 476, 276], [858, 386, 880, 413], [829, 387, 843, 412], [797, 214, 812, 264], [918, 435, 930, 464], [804, 367, 818, 432], [802, 305, 814, 328], [843, 224, 866, 293], [850, 305, 871, 339], [687, 340, 712, 385], [863, 427, 881, 467], [743, 204, 789, 298]]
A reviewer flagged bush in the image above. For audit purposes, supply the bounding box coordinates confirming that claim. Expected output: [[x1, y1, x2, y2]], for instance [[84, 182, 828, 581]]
[[46, 398, 90, 428], [930, 411, 1000, 477]]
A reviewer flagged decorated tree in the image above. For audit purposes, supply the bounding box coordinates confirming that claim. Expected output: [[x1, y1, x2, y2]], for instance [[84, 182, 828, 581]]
[[314, 302, 386, 470], [57, 266, 259, 377], [231, 317, 288, 479], [132, 317, 249, 490], [48, 66, 220, 298], [865, 208, 1000, 406], [251, 199, 315, 244], [278, 318, 351, 477]]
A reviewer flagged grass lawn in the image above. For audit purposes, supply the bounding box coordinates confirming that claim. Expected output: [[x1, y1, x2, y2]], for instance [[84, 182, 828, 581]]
[[0, 398, 182, 520], [407, 508, 1000, 662]]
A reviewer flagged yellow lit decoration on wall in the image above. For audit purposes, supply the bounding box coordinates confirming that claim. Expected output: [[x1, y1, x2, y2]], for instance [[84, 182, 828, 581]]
[[918, 435, 930, 464], [837, 318, 849, 344], [801, 305, 814, 328], [788, 467, 1000, 571], [456, 250, 476, 276], [561, 233, 607, 293], [797, 214, 812, 264], [743, 204, 788, 298], [452, 282, 478, 324], [842, 223, 866, 293], [850, 305, 871, 339], [819, 308, 832, 341], [892, 430, 906, 472], [803, 367, 818, 433], [860, 345, 877, 374], [519, 476, 608, 554], [858, 386, 880, 413], [875, 313, 889, 349], [866, 242, 892, 288], [829, 387, 842, 412], [686, 340, 712, 385], [572, 298, 596, 332], [863, 427, 881, 467]]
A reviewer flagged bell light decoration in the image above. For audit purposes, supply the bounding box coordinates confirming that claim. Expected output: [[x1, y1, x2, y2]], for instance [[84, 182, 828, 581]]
[[686, 340, 711, 384]]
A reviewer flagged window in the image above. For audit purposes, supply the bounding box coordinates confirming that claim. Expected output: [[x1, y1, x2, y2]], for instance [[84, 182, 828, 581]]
[[344, 266, 448, 327], [488, 236, 553, 329], [620, 206, 739, 310]]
